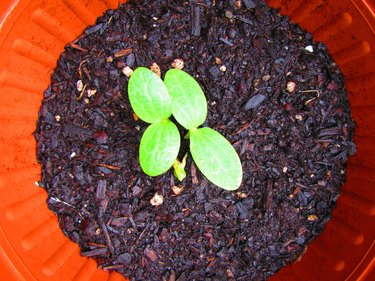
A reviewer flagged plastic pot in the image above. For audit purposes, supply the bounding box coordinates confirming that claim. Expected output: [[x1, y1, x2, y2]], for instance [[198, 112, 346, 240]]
[[0, 0, 374, 280]]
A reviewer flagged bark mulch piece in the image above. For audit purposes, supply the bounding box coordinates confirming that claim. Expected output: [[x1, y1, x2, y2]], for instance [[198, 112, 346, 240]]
[[35, 0, 356, 280]]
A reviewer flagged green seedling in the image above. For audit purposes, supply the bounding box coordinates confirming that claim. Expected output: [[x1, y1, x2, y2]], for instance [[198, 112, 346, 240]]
[[128, 67, 242, 190]]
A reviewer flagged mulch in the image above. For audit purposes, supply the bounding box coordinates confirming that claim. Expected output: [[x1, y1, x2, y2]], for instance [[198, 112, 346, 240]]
[[34, 0, 356, 280]]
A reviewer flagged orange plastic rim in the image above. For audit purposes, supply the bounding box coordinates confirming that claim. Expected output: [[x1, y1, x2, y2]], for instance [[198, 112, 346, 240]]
[[0, 0, 374, 280]]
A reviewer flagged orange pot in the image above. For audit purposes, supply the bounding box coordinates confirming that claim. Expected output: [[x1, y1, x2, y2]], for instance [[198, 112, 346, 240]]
[[0, 0, 374, 280]]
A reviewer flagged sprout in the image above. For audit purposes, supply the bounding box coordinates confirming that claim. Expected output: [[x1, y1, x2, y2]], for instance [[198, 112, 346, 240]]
[[128, 67, 243, 190]]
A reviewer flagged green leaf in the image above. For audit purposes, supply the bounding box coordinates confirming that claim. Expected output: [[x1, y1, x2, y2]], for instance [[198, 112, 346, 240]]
[[128, 67, 172, 123], [139, 120, 181, 176], [190, 127, 242, 190], [164, 69, 207, 130]]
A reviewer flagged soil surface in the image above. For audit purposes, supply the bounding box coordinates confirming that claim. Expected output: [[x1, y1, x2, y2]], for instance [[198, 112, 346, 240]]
[[35, 0, 356, 280]]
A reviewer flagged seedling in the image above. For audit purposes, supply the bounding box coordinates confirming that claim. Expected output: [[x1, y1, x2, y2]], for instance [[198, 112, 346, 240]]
[[128, 67, 242, 190]]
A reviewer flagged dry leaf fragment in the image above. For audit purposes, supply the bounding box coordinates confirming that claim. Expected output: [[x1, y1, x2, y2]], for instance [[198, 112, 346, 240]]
[[171, 185, 184, 195], [114, 48, 132, 57], [307, 214, 318, 221]]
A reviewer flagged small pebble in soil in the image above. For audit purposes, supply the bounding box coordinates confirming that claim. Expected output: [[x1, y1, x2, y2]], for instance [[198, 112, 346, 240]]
[[286, 81, 296, 93], [150, 193, 164, 206], [87, 89, 97, 97], [219, 65, 227, 72], [171, 58, 184, 70], [262, 74, 271, 81], [305, 45, 314, 53], [150, 62, 161, 77], [234, 0, 242, 9], [122, 66, 133, 77], [76, 80, 83, 91], [225, 10, 234, 19]]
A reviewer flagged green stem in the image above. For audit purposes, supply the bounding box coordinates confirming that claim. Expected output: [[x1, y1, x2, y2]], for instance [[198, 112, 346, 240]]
[[173, 153, 188, 181]]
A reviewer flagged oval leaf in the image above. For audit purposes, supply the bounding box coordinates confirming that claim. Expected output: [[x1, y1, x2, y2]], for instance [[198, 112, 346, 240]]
[[164, 69, 207, 130], [190, 127, 242, 190], [139, 120, 180, 176], [128, 67, 172, 123]]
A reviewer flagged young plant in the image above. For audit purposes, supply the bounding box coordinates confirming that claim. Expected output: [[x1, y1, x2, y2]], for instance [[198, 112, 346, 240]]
[[128, 67, 242, 190]]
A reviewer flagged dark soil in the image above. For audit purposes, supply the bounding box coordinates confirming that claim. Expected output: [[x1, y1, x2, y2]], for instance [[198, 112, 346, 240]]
[[34, 0, 356, 280]]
